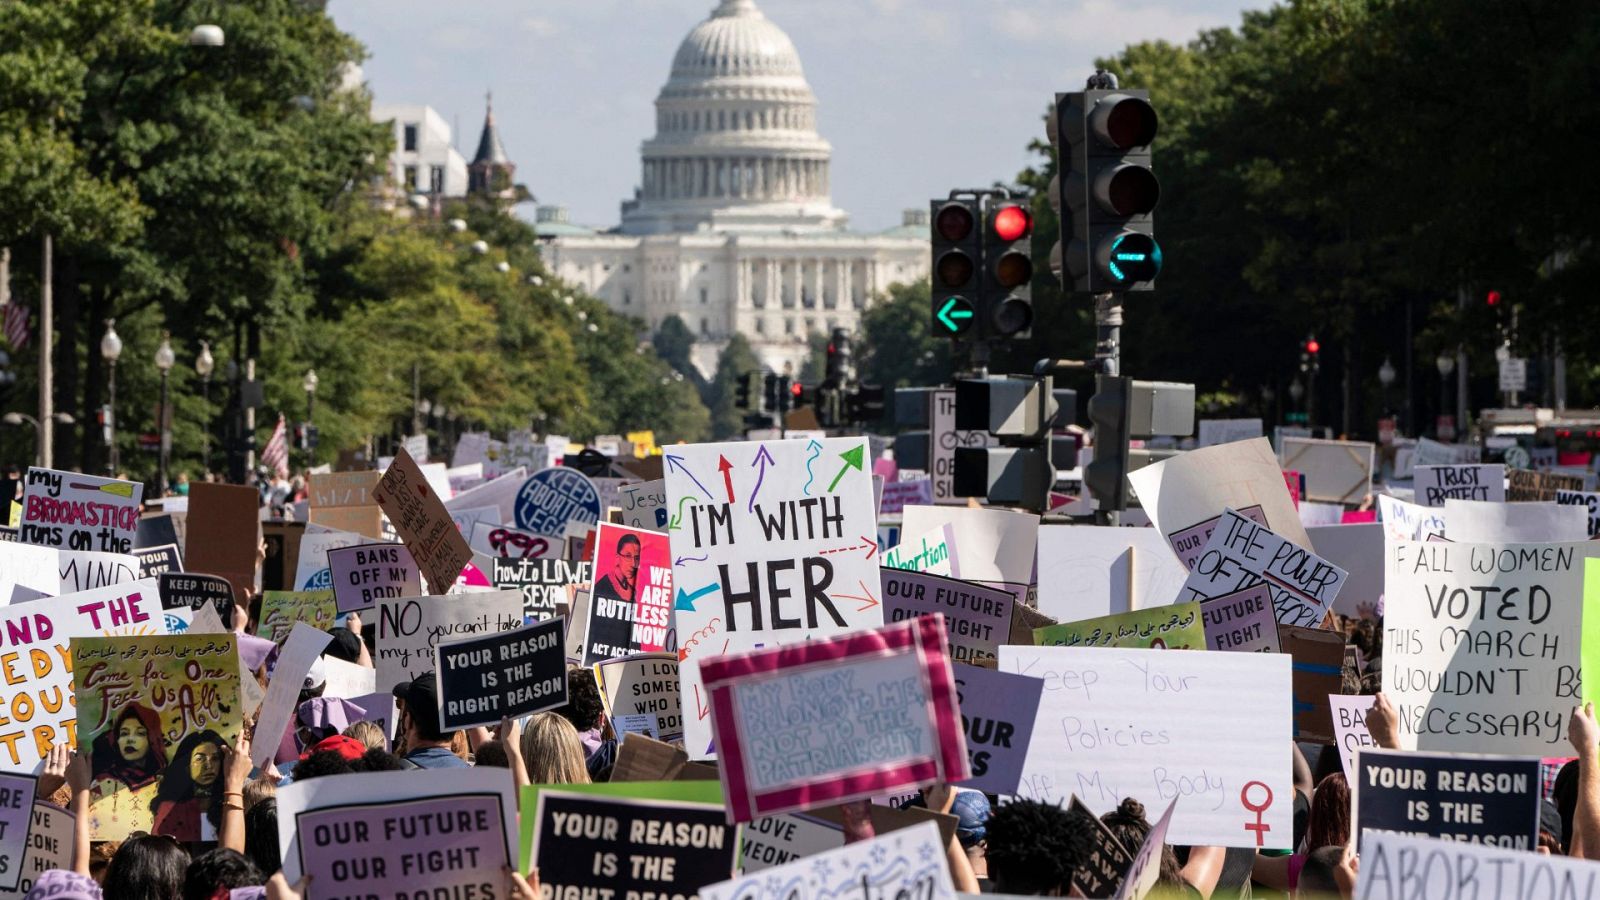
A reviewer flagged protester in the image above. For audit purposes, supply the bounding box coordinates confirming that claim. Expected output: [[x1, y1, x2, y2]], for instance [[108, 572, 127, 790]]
[[181, 849, 263, 900], [392, 672, 469, 769], [517, 712, 591, 786], [101, 834, 190, 900], [983, 798, 1092, 895]]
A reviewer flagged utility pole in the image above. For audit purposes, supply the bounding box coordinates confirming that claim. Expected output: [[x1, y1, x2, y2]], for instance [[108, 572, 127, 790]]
[[39, 233, 53, 468], [1094, 293, 1121, 377]]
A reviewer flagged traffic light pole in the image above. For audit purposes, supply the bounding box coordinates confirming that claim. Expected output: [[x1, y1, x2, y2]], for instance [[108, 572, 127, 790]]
[[1094, 293, 1121, 377]]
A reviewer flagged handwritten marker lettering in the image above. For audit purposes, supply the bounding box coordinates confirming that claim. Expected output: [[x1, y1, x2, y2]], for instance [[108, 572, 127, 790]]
[[1241, 781, 1273, 847]]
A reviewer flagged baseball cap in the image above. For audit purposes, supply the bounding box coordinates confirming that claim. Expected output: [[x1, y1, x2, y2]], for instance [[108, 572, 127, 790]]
[[393, 671, 449, 740], [950, 790, 991, 848], [302, 734, 367, 763]]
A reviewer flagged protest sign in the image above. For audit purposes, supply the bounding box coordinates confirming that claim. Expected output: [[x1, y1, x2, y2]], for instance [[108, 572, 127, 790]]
[[1414, 464, 1506, 506], [1278, 437, 1375, 505], [1444, 497, 1588, 543], [930, 388, 995, 505], [953, 665, 1043, 796], [883, 524, 957, 576], [1198, 418, 1264, 447], [666, 436, 883, 758], [249, 623, 331, 769], [524, 784, 738, 895], [1352, 748, 1540, 852], [292, 529, 367, 591], [0, 801, 72, 898], [183, 482, 259, 599], [1034, 603, 1204, 651], [617, 479, 667, 530], [467, 521, 561, 559], [1385, 539, 1598, 754], [1129, 437, 1312, 563], [1034, 525, 1190, 623], [0, 773, 37, 891], [1070, 795, 1134, 899], [257, 590, 337, 643], [741, 812, 842, 872], [705, 819, 955, 900], [1177, 508, 1345, 628], [1280, 625, 1344, 744], [700, 617, 967, 821], [135, 543, 182, 580], [1378, 493, 1448, 543], [157, 572, 234, 624], [443, 466, 527, 525], [373, 448, 473, 594], [0, 582, 169, 771], [582, 523, 673, 665], [1114, 799, 1176, 900], [308, 471, 386, 539], [882, 569, 1013, 663], [490, 557, 590, 622], [73, 634, 241, 840], [374, 590, 524, 689], [514, 466, 601, 535], [1557, 489, 1600, 538], [902, 505, 1037, 593], [18, 468, 141, 553], [1199, 586, 1280, 653], [0, 543, 138, 605], [1306, 522, 1384, 617], [1330, 694, 1376, 774], [325, 542, 421, 615], [435, 617, 567, 730], [1360, 831, 1600, 900], [1416, 437, 1481, 466], [1000, 645, 1293, 848], [133, 513, 180, 552], [1507, 467, 1585, 502], [279, 768, 516, 893], [595, 654, 684, 743]]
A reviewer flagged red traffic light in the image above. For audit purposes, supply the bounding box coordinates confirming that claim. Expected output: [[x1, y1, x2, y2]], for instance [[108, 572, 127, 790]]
[[991, 205, 1031, 242], [790, 382, 803, 398], [935, 203, 975, 242], [1305, 339, 1320, 355], [1486, 290, 1502, 307]]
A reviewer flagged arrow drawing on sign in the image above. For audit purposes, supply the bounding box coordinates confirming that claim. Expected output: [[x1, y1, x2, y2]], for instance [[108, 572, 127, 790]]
[[802, 440, 822, 496], [717, 454, 736, 504], [748, 444, 775, 512], [828, 444, 865, 493], [821, 535, 878, 559], [675, 582, 719, 612], [674, 553, 708, 566], [667, 495, 694, 531], [694, 685, 710, 721], [833, 580, 880, 613], [665, 454, 714, 501]]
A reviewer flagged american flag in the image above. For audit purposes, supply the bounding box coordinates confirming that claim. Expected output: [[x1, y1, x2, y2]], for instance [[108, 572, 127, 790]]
[[2, 302, 27, 350], [261, 413, 290, 479]]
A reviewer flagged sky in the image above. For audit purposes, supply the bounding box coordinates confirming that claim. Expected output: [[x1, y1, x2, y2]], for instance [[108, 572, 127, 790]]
[[330, 0, 1273, 232]]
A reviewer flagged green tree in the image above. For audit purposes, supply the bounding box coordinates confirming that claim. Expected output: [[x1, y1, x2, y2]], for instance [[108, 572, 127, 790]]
[[707, 334, 762, 439], [860, 279, 949, 394]]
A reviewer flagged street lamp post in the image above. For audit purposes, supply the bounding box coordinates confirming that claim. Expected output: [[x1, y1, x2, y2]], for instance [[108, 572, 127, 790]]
[[155, 332, 175, 495], [1436, 352, 1455, 438], [1377, 357, 1396, 430], [2, 412, 76, 466], [302, 368, 318, 467], [196, 341, 214, 474], [100, 319, 123, 475]]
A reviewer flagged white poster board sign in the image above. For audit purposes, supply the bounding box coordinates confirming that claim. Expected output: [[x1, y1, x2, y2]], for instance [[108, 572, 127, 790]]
[[1413, 465, 1506, 507], [1176, 508, 1345, 628], [1034, 525, 1190, 621], [373, 590, 525, 689], [1278, 437, 1375, 505], [1443, 498, 1588, 544], [1306, 523, 1384, 618], [1356, 831, 1599, 900], [1128, 437, 1311, 565], [901, 505, 1037, 593], [1378, 494, 1447, 543], [703, 821, 955, 900], [1198, 419, 1264, 447]]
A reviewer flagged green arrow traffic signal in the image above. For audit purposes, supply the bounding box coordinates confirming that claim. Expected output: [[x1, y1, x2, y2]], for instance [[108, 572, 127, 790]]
[[937, 296, 974, 336]]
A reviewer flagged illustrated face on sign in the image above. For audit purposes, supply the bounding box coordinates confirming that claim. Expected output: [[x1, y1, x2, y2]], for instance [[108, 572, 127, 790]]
[[190, 742, 222, 787], [614, 534, 640, 592], [118, 717, 150, 761]]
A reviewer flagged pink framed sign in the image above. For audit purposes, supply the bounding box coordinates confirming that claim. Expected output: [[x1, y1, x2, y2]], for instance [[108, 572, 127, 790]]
[[700, 616, 969, 823]]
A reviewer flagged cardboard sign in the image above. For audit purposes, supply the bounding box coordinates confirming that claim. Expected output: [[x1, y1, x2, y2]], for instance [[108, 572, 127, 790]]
[[883, 524, 957, 576], [1507, 467, 1584, 502], [881, 569, 1013, 663], [0, 773, 37, 891], [1177, 508, 1345, 628], [526, 785, 738, 895], [490, 557, 589, 622], [257, 590, 338, 643], [0, 800, 73, 897], [1414, 464, 1506, 506], [702, 820, 955, 900], [741, 812, 842, 873], [434, 617, 567, 731], [1197, 418, 1264, 447], [135, 543, 182, 579], [953, 665, 1043, 796], [326, 542, 421, 615], [582, 523, 673, 665], [594, 653, 684, 744], [1071, 795, 1134, 899], [1353, 748, 1540, 852], [157, 572, 234, 624], [1557, 489, 1600, 539], [666, 437, 883, 759], [1199, 586, 1280, 653], [18, 468, 142, 553], [373, 448, 473, 594], [1128, 437, 1312, 562], [700, 617, 968, 822], [617, 479, 667, 530], [183, 482, 259, 599], [467, 521, 561, 559], [1444, 497, 1588, 543], [308, 471, 385, 539], [374, 590, 524, 689], [1280, 625, 1344, 744], [1034, 525, 1191, 623], [1384, 540, 1600, 754], [73, 634, 241, 841], [1278, 437, 1375, 505], [1000, 646, 1293, 848], [1330, 694, 1376, 774], [1357, 830, 1599, 899], [514, 466, 601, 535], [278, 768, 516, 892], [1034, 603, 1205, 650]]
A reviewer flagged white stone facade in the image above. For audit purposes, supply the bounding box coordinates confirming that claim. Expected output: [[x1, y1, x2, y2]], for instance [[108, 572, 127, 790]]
[[371, 104, 468, 198]]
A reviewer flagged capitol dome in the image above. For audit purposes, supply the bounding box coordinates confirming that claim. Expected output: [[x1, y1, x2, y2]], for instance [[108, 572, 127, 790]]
[[621, 0, 846, 235]]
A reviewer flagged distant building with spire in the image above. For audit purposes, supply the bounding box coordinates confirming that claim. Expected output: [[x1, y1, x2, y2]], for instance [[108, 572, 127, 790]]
[[468, 93, 519, 203]]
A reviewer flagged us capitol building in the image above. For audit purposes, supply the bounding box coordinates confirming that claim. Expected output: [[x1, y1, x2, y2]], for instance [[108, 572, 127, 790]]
[[535, 0, 929, 378]]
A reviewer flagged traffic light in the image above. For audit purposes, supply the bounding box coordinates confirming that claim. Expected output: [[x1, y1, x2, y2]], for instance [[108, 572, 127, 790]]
[[825, 328, 854, 384], [951, 377, 1075, 511], [1052, 88, 1161, 292], [930, 198, 980, 339], [846, 384, 885, 424], [1300, 335, 1320, 374], [736, 372, 761, 410], [1084, 375, 1195, 512], [1486, 289, 1502, 307], [982, 202, 1034, 338]]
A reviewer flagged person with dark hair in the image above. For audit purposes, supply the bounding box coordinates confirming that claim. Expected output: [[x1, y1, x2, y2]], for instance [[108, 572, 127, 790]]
[[393, 672, 468, 769], [1102, 798, 1225, 897], [1252, 772, 1351, 892], [552, 667, 615, 778], [474, 740, 510, 769], [102, 833, 190, 900], [243, 799, 280, 878], [1296, 845, 1357, 898], [182, 849, 263, 900], [983, 798, 1092, 895], [150, 730, 227, 840], [89, 704, 168, 798], [592, 533, 641, 604]]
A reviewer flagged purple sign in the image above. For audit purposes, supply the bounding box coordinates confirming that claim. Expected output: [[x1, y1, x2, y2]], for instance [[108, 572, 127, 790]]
[[881, 569, 1013, 664], [1199, 585, 1280, 653], [953, 666, 1043, 795], [295, 793, 510, 897], [881, 479, 934, 516], [1169, 504, 1269, 570], [0, 773, 39, 891]]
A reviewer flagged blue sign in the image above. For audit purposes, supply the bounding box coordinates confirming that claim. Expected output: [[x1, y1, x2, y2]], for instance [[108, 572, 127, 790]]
[[515, 467, 602, 535]]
